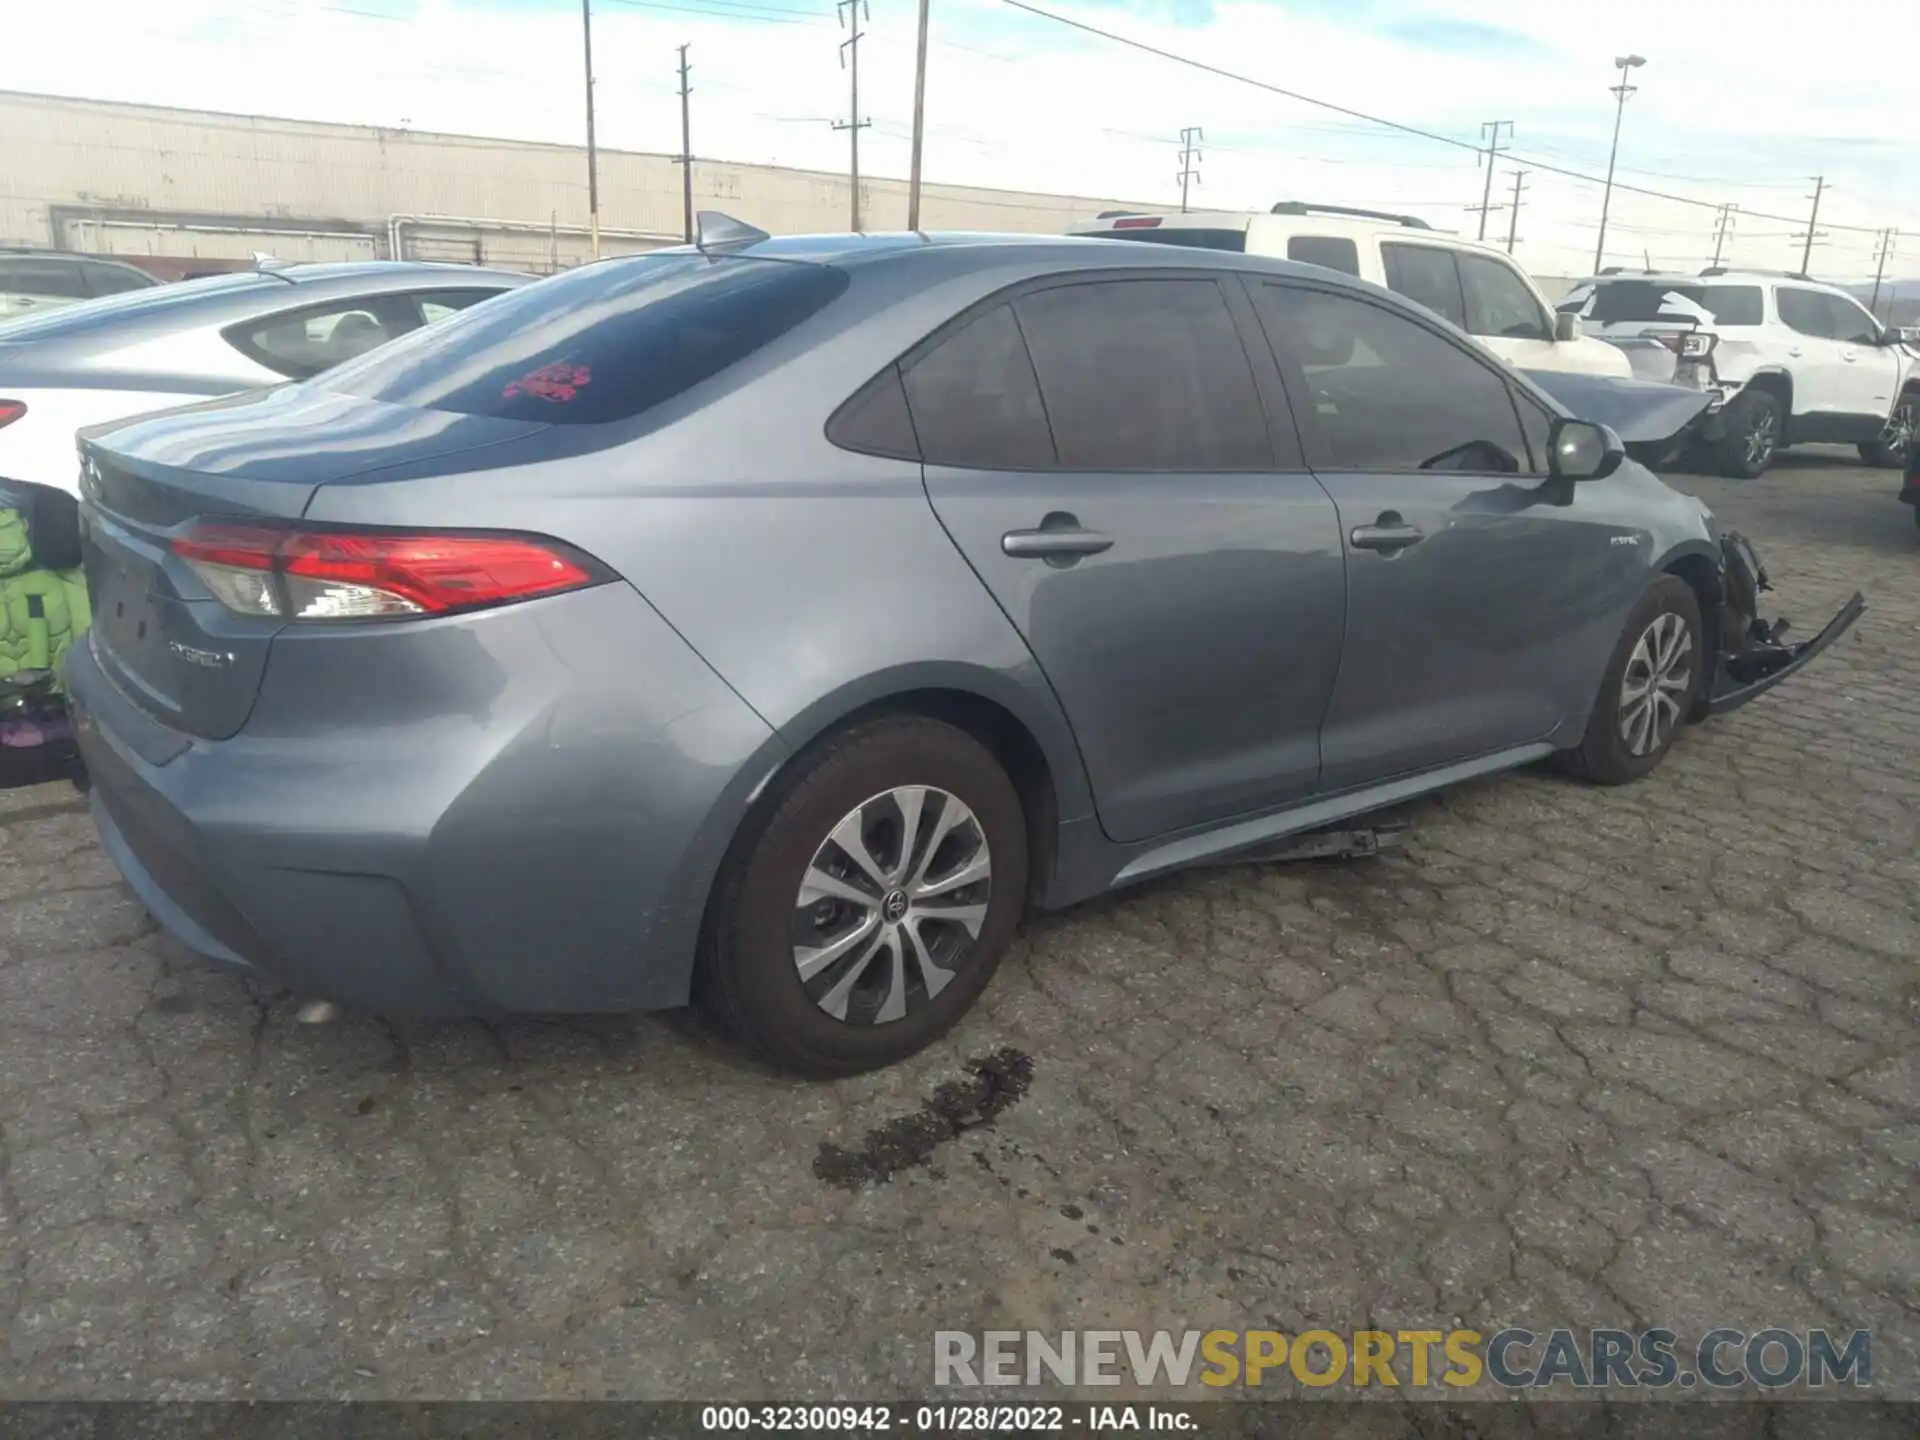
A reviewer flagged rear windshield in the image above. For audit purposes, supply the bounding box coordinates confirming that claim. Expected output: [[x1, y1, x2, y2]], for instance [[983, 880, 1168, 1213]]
[[0, 270, 275, 341], [1587, 280, 1763, 326], [318, 253, 849, 425], [1087, 228, 1249, 254]]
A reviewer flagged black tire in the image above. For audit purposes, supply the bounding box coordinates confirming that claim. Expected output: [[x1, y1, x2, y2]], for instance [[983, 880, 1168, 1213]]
[[1858, 392, 1919, 468], [1555, 576, 1704, 787], [698, 715, 1027, 1078], [1713, 389, 1782, 479]]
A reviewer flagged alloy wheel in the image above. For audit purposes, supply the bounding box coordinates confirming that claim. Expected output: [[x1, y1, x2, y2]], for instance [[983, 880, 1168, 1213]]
[[1744, 410, 1777, 471], [1879, 399, 1917, 456], [791, 786, 992, 1024], [1619, 612, 1693, 757]]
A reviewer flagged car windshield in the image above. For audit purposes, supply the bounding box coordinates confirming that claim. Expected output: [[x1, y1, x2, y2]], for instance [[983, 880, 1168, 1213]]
[[1584, 280, 1763, 326], [0, 269, 277, 341]]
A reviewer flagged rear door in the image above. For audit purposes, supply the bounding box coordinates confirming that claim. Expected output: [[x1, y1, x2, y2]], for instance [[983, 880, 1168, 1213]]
[[1775, 285, 1848, 417], [910, 272, 1347, 844], [1245, 278, 1640, 788]]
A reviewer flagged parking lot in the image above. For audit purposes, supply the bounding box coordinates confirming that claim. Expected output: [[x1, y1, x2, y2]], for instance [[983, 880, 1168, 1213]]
[[0, 453, 1913, 1403]]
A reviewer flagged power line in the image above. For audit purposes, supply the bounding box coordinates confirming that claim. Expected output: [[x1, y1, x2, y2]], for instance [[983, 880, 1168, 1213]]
[[995, 0, 1893, 234]]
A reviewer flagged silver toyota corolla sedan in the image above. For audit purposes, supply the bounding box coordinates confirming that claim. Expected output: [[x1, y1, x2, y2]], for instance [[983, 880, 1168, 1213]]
[[67, 219, 1863, 1075]]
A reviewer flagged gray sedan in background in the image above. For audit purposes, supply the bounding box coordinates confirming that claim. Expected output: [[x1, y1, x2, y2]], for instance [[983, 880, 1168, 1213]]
[[67, 221, 1862, 1075]]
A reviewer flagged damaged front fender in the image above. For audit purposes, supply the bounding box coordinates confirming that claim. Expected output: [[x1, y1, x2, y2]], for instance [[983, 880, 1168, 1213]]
[[1705, 530, 1866, 715]]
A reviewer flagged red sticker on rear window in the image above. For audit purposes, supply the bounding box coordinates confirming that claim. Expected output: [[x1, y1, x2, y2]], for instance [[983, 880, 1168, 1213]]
[[503, 362, 592, 403]]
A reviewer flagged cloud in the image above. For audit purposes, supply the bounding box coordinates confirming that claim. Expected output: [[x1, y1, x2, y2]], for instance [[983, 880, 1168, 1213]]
[[3, 0, 1915, 281]]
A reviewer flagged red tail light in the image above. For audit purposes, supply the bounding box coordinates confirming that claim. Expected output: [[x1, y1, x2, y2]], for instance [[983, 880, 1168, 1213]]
[[172, 522, 607, 621], [0, 400, 25, 430]]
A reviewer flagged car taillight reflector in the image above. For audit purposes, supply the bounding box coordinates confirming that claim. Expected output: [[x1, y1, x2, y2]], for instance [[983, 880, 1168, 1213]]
[[0, 400, 24, 430], [1111, 216, 1163, 229], [171, 523, 604, 621]]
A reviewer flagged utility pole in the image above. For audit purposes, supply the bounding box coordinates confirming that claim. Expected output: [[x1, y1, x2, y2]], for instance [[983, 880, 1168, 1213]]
[[1799, 176, 1825, 274], [1177, 126, 1203, 212], [906, 0, 930, 231], [581, 0, 601, 259], [675, 44, 694, 244], [833, 0, 871, 232], [1504, 169, 1527, 255], [1870, 229, 1897, 317], [1710, 203, 1736, 268], [1593, 54, 1646, 273], [1473, 120, 1512, 242]]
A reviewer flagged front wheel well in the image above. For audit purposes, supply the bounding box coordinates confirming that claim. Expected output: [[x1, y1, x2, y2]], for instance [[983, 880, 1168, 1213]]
[[1663, 553, 1723, 723]]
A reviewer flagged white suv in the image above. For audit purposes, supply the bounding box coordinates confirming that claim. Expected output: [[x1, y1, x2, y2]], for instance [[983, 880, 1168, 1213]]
[[1070, 202, 1634, 380], [1557, 268, 1919, 477]]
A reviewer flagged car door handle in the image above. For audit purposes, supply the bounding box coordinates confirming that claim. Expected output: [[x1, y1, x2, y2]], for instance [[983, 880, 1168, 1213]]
[[1786, 347, 1803, 358], [1350, 522, 1425, 554], [1842, 351, 1858, 362], [1001, 527, 1114, 559]]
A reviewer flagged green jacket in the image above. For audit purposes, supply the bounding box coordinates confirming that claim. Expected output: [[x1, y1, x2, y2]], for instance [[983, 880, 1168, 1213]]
[[0, 506, 91, 689]]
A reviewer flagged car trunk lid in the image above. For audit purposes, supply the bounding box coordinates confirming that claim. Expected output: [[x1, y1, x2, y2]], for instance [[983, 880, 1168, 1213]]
[[78, 385, 550, 741]]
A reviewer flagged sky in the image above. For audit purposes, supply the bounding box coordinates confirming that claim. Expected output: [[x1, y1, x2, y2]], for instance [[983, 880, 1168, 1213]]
[[6, 0, 1919, 282]]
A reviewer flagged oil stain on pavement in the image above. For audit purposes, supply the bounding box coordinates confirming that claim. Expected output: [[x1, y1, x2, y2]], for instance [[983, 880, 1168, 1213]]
[[813, 1047, 1036, 1189]]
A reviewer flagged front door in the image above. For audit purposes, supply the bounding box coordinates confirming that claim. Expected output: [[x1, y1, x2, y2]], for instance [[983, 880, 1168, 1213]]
[[1243, 277, 1645, 790], [904, 274, 1348, 845]]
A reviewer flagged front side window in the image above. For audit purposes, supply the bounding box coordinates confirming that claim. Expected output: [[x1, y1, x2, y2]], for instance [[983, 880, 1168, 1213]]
[[1252, 282, 1528, 474], [1458, 254, 1551, 341], [1775, 287, 1831, 339], [0, 260, 88, 300], [1012, 278, 1276, 471], [82, 262, 156, 297], [416, 289, 505, 324], [1823, 293, 1882, 346], [320, 254, 848, 425], [1380, 243, 1468, 330]]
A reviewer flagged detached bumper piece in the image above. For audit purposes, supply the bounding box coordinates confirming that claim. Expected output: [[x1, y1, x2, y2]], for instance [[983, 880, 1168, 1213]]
[[1706, 530, 1865, 716]]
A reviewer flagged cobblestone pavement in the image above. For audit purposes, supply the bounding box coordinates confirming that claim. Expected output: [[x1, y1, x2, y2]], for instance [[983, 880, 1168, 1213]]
[[0, 455, 1913, 1403]]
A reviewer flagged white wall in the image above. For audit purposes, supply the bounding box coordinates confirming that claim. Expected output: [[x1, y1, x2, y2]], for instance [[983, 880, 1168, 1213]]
[[0, 90, 1156, 271]]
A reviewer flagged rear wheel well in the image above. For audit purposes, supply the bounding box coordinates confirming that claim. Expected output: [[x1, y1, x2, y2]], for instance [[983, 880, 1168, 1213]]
[[1664, 554, 1722, 722], [854, 690, 1059, 905], [1744, 370, 1793, 414]]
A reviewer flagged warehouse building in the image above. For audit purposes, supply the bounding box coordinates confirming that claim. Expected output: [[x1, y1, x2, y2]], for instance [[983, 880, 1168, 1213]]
[[0, 90, 1153, 273]]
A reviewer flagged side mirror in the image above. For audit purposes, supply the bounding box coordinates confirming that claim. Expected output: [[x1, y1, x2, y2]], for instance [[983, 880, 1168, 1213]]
[[1549, 418, 1625, 480], [1554, 311, 1582, 342]]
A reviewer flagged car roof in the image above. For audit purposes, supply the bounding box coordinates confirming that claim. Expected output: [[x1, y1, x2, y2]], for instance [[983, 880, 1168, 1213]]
[[0, 261, 530, 349]]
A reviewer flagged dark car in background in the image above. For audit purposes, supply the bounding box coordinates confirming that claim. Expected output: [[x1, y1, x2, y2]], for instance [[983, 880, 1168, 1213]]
[[67, 222, 1863, 1075]]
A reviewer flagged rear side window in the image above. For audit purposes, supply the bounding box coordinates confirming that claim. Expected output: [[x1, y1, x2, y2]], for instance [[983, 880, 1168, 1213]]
[[1702, 285, 1762, 326], [902, 306, 1056, 470], [321, 255, 848, 425], [1285, 235, 1362, 276], [1380, 243, 1467, 329], [1013, 278, 1275, 471], [1087, 227, 1249, 253], [417, 289, 505, 324]]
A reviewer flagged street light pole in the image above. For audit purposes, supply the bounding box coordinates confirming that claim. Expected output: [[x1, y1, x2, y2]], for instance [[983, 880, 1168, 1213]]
[[1592, 53, 1645, 274]]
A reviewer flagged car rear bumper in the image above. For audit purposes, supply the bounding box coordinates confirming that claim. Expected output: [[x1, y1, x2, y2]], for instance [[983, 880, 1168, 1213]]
[[68, 582, 782, 1016]]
